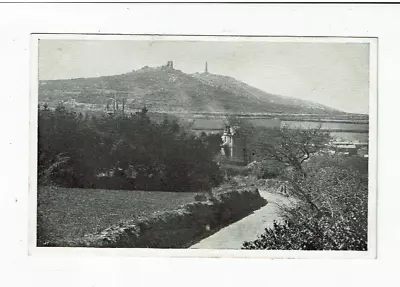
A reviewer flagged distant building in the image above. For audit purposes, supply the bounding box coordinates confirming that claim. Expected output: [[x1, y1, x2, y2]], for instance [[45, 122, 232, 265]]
[[221, 126, 234, 157], [330, 141, 368, 157], [220, 125, 250, 164], [191, 116, 281, 164]]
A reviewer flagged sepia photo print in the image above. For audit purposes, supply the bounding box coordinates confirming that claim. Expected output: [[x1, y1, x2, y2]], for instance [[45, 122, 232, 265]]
[[30, 35, 377, 258]]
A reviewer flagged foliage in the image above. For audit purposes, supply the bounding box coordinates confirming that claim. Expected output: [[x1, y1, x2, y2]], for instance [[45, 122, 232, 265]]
[[226, 116, 255, 136], [252, 126, 331, 176], [220, 164, 249, 179], [226, 116, 256, 153], [198, 132, 223, 158], [38, 104, 223, 192], [240, 123, 368, 251], [243, 163, 368, 251], [338, 156, 368, 175], [304, 154, 368, 175], [226, 117, 330, 177], [249, 159, 286, 179], [38, 105, 104, 187]]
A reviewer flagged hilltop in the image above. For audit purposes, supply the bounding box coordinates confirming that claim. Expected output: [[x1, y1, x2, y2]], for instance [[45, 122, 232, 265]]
[[39, 62, 346, 116]]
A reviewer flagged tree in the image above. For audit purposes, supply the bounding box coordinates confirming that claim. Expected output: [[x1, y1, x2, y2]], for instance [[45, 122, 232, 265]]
[[253, 126, 331, 177], [224, 119, 331, 211], [38, 153, 70, 186], [226, 116, 255, 145], [249, 125, 331, 211], [38, 105, 223, 192], [136, 106, 149, 118], [199, 132, 223, 158], [38, 104, 107, 187], [236, 120, 368, 251]]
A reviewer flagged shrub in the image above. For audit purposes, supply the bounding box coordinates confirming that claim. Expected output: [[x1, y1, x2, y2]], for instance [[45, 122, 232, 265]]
[[243, 204, 367, 251], [221, 164, 249, 178], [304, 154, 368, 175], [242, 163, 368, 251], [250, 159, 285, 179]]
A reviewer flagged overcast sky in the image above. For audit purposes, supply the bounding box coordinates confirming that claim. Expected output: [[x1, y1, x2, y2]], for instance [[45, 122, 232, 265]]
[[39, 39, 370, 114]]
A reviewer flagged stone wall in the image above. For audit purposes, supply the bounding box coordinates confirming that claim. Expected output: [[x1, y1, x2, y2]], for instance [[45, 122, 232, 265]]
[[51, 188, 267, 248]]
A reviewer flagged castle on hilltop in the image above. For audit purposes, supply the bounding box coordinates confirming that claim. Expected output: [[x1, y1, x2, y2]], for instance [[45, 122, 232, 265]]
[[163, 61, 209, 74], [165, 61, 174, 69]]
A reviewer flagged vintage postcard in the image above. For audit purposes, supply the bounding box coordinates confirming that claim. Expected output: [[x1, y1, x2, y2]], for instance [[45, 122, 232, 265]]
[[29, 34, 377, 258]]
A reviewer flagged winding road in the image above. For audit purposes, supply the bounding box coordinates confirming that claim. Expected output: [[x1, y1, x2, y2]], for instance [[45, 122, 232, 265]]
[[190, 189, 292, 249]]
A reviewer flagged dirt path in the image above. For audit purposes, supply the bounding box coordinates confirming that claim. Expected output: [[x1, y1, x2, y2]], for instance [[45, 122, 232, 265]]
[[190, 189, 291, 249]]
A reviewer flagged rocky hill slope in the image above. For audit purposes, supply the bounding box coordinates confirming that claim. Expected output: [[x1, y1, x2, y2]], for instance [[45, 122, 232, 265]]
[[39, 63, 344, 115]]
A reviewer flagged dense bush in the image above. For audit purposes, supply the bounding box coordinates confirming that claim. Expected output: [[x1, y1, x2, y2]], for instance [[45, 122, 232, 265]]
[[242, 164, 368, 250], [221, 164, 249, 178], [249, 159, 285, 179], [304, 154, 368, 175], [243, 209, 367, 251], [38, 104, 223, 192]]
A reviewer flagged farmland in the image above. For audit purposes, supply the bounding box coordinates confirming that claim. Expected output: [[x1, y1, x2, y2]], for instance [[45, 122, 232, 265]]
[[37, 186, 197, 244]]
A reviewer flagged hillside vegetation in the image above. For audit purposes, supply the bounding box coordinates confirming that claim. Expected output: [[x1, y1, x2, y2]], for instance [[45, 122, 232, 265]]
[[39, 64, 345, 115]]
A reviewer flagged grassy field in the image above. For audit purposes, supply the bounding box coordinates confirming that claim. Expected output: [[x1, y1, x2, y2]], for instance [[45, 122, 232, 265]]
[[37, 186, 197, 244]]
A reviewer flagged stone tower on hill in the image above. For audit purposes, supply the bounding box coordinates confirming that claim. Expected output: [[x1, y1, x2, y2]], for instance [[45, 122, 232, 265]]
[[205, 62, 208, 74], [166, 61, 174, 69]]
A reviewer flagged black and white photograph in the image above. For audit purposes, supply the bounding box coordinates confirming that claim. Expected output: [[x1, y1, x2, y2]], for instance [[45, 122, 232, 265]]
[[31, 35, 376, 257]]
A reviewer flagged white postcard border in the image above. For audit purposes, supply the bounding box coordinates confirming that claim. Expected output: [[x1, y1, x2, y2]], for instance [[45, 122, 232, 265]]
[[29, 34, 378, 259]]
